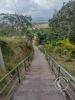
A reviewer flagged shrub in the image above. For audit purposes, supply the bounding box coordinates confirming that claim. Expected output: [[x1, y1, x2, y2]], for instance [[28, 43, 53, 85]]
[[71, 49, 75, 59], [43, 42, 53, 53], [54, 46, 63, 56]]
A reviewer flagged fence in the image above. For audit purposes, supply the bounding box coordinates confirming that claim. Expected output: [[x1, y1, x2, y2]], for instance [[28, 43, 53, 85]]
[[46, 53, 75, 100], [0, 53, 33, 100]]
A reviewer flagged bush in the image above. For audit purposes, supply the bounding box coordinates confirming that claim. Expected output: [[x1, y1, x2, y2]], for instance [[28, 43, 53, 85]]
[[56, 39, 75, 56], [71, 49, 75, 59], [54, 46, 63, 56], [43, 42, 53, 53]]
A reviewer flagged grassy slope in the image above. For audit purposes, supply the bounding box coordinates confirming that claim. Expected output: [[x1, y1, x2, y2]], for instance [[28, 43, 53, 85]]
[[0, 36, 32, 79], [39, 1, 75, 77]]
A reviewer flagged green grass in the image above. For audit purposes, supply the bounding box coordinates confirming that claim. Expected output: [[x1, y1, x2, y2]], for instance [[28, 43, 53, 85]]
[[52, 54, 75, 77], [0, 36, 32, 79]]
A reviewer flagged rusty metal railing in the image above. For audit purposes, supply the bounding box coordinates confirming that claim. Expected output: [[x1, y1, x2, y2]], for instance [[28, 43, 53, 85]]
[[0, 52, 33, 100], [46, 53, 75, 100]]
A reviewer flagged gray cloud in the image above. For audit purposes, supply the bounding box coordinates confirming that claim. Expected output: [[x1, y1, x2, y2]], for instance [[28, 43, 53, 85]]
[[0, 0, 71, 21]]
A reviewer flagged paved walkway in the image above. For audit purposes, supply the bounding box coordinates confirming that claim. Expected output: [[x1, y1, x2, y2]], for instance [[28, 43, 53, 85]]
[[13, 46, 65, 100]]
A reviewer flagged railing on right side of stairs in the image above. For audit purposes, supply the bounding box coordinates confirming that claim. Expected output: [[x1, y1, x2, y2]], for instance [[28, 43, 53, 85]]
[[45, 53, 75, 100], [0, 52, 33, 100]]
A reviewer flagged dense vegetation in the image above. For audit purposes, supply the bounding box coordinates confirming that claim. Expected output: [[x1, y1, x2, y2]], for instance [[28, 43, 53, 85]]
[[0, 36, 33, 79], [48, 1, 75, 43], [0, 13, 32, 36], [36, 28, 49, 45], [0, 13, 33, 79], [37, 1, 75, 77]]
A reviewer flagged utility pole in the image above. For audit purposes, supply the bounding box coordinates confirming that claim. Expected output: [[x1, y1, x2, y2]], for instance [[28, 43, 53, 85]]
[[0, 47, 6, 72]]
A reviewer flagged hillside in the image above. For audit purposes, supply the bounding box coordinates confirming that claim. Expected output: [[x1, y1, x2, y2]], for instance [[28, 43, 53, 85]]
[[0, 13, 32, 26], [36, 1, 75, 77], [0, 36, 32, 79], [0, 13, 32, 36], [49, 0, 75, 43]]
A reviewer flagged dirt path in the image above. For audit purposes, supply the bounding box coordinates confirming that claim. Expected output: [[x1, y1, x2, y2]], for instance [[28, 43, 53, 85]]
[[13, 46, 65, 100]]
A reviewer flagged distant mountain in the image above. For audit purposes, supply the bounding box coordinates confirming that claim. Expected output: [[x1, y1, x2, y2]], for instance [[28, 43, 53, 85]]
[[32, 16, 48, 23]]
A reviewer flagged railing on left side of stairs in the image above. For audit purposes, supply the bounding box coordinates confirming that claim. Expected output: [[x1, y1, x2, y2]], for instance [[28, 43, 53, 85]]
[[0, 52, 33, 100]]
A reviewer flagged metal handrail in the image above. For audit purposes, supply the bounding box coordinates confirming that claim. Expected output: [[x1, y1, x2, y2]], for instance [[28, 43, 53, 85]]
[[45, 53, 75, 100], [0, 53, 32, 83], [49, 55, 75, 82], [0, 52, 33, 100]]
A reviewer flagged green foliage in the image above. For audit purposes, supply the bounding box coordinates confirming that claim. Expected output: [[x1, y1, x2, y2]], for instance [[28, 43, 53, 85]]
[[54, 47, 63, 56], [71, 49, 75, 59], [40, 1, 75, 58], [0, 40, 15, 71], [0, 37, 32, 74], [0, 13, 32, 36], [43, 41, 53, 53], [42, 38, 75, 58], [36, 1, 75, 77], [56, 39, 75, 56], [36, 28, 49, 45], [37, 32, 47, 44], [26, 30, 33, 40], [48, 1, 75, 43], [69, 32, 75, 44]]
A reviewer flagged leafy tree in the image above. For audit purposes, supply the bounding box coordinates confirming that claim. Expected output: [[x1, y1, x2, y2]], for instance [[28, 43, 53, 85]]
[[0, 13, 32, 36], [48, 1, 75, 43]]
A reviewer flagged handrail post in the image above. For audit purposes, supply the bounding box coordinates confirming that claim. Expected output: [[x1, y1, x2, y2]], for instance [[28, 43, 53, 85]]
[[17, 66, 21, 83], [28, 57, 30, 70], [28, 57, 30, 66], [49, 57, 50, 65], [58, 67, 60, 77], [52, 60, 53, 72], [24, 61, 27, 71], [0, 88, 2, 100], [48, 56, 49, 64]]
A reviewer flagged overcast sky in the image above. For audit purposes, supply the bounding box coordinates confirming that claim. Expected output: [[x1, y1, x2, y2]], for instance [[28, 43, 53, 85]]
[[0, 0, 71, 21]]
